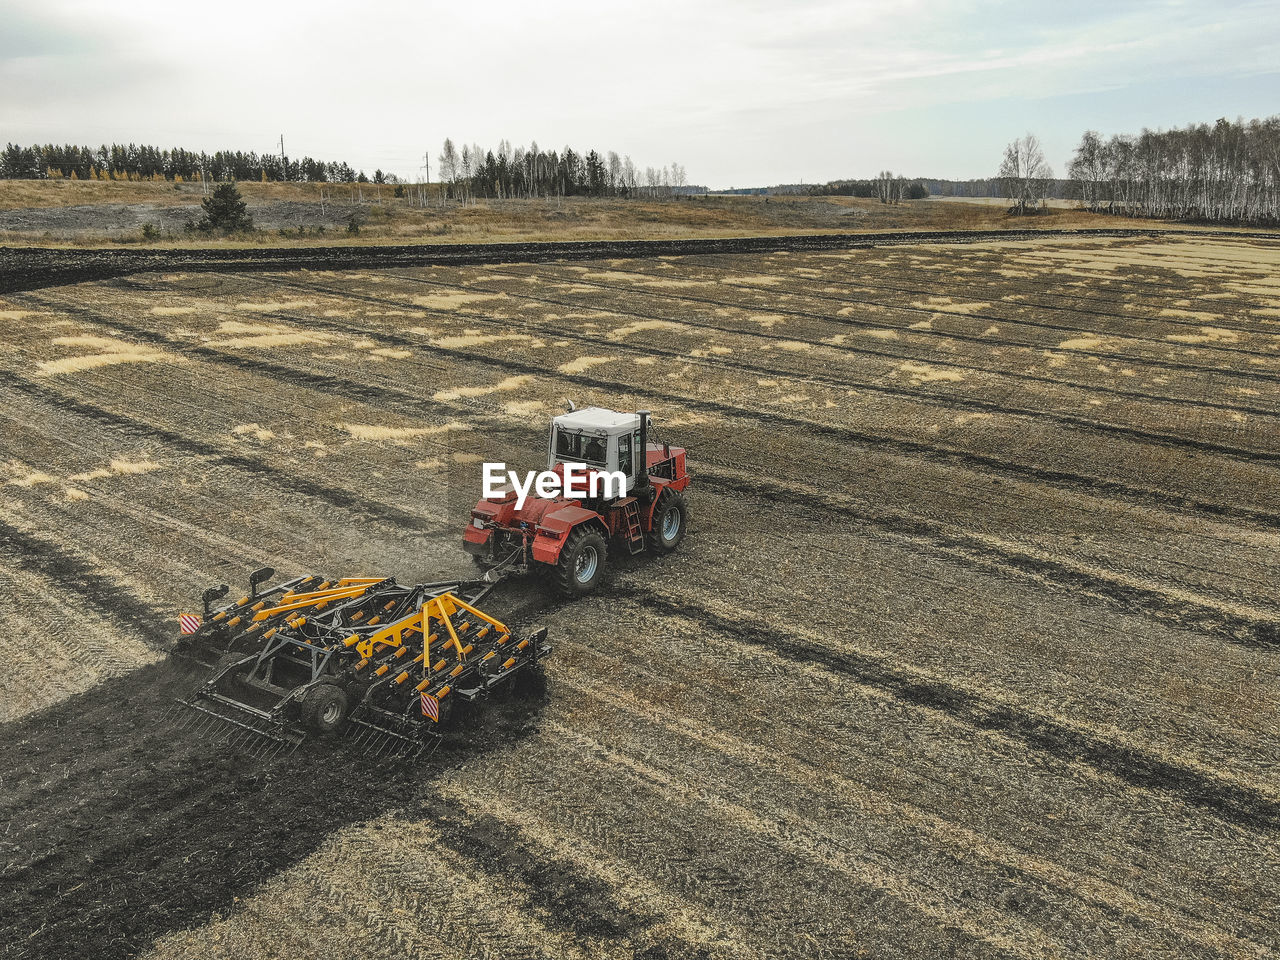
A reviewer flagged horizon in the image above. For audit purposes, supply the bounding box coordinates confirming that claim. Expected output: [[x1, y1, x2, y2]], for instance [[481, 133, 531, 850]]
[[4, 0, 1278, 190]]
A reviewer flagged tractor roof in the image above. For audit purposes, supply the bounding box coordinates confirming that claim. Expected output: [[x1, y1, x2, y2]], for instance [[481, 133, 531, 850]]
[[552, 406, 640, 434]]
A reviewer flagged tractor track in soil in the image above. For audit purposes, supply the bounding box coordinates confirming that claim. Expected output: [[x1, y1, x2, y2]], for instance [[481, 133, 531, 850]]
[[2, 375, 453, 539], [621, 588, 1280, 834], [10, 227, 1280, 295], [450, 263, 1280, 379], [648, 245, 1280, 317], [447, 267, 1280, 416], [8, 300, 1278, 638], [694, 469, 1280, 648], [548, 652, 1265, 959], [579, 255, 1280, 343], [26, 286, 1280, 536], [264, 271, 1280, 419], [273, 272, 1280, 444], [7, 294, 1278, 643], [0, 518, 173, 650]]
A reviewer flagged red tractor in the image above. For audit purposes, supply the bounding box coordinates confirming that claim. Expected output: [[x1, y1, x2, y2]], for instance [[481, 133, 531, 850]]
[[464, 408, 690, 594]]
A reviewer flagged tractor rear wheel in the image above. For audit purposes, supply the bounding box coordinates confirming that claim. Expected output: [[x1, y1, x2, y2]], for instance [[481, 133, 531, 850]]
[[303, 683, 350, 735], [554, 527, 607, 596], [647, 488, 687, 554]]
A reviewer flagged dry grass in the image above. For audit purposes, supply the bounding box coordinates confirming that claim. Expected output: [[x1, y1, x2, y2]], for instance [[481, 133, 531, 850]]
[[0, 179, 1190, 249]]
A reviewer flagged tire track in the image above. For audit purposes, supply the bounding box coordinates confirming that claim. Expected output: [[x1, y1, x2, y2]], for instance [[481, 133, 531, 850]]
[[14, 298, 1279, 642], [272, 271, 1280, 419], [696, 466, 1280, 648], [621, 252, 1280, 341], [678, 243, 1280, 316], [2, 375, 452, 539], [622, 586, 1280, 834], [0, 517, 172, 650], [20, 293, 1280, 537], [414, 794, 709, 959], [466, 262, 1280, 375], [9, 227, 1278, 294], [554, 654, 1267, 958], [286, 271, 1280, 436], [536, 720, 1056, 960], [300, 268, 1280, 464]]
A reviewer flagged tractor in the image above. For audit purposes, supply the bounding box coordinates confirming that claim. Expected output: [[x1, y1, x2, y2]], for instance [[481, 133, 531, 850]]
[[174, 405, 687, 756], [464, 407, 690, 594]]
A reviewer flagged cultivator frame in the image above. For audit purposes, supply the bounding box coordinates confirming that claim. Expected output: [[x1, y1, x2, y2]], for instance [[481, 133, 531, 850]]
[[176, 565, 549, 757]]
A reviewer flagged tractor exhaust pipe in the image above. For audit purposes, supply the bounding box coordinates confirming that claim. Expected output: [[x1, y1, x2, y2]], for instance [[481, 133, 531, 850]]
[[637, 410, 651, 496]]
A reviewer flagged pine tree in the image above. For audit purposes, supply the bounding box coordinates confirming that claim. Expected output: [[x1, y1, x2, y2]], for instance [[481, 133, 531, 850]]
[[197, 181, 254, 232]]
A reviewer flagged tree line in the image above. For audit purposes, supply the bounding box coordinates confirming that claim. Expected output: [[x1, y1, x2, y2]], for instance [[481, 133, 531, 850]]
[[433, 138, 696, 201], [716, 175, 929, 201], [1066, 116, 1280, 224], [0, 142, 385, 184]]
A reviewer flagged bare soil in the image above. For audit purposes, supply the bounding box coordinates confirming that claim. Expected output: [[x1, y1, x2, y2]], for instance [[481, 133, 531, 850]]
[[1, 231, 1278, 959]]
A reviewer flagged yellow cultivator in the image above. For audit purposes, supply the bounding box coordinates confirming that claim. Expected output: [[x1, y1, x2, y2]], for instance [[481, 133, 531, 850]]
[[176, 567, 548, 757]]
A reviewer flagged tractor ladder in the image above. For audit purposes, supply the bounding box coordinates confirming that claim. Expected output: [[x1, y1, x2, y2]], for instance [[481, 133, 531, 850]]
[[619, 497, 645, 554]]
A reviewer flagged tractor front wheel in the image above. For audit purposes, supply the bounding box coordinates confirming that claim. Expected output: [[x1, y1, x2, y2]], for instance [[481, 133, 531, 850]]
[[554, 527, 607, 596], [648, 488, 687, 554]]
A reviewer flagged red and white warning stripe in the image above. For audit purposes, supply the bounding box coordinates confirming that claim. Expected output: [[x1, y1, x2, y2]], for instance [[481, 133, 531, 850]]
[[178, 613, 202, 635], [420, 692, 440, 721]]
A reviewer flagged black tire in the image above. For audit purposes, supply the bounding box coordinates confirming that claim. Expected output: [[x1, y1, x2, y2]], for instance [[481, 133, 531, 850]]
[[553, 526, 607, 596], [302, 683, 350, 735], [647, 488, 687, 554]]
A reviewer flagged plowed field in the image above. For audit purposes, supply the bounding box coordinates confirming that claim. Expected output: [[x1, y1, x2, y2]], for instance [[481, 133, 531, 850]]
[[2, 232, 1278, 959]]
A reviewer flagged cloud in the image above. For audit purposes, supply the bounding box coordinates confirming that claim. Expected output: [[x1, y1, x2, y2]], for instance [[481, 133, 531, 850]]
[[1, 0, 1277, 185]]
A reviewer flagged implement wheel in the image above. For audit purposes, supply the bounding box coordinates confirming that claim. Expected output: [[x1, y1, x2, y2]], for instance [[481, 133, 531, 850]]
[[647, 488, 687, 554], [303, 683, 350, 735], [554, 527, 607, 597]]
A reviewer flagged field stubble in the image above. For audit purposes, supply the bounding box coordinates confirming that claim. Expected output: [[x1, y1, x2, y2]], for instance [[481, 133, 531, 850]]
[[0, 233, 1278, 959]]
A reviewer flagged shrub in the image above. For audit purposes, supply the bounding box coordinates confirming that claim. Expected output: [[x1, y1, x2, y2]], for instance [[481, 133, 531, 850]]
[[141, 223, 160, 242]]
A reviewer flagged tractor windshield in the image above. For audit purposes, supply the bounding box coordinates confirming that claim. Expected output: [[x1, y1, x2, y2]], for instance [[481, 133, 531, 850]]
[[554, 429, 607, 467]]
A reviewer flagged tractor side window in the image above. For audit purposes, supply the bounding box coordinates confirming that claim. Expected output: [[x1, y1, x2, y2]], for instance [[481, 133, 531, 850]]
[[618, 434, 632, 476]]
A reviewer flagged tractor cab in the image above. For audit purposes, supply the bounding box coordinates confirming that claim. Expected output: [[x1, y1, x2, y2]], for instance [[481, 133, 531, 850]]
[[548, 406, 645, 493]]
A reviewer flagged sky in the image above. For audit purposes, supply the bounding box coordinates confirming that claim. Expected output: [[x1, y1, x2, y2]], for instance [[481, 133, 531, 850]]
[[2, 0, 1277, 188]]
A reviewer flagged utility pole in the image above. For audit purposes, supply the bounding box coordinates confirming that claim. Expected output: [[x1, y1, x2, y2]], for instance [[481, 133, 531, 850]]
[[420, 151, 430, 208], [279, 134, 288, 182]]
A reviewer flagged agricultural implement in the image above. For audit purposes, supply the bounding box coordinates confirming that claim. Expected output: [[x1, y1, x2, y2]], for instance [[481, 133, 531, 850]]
[[176, 565, 548, 757], [176, 405, 688, 756]]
